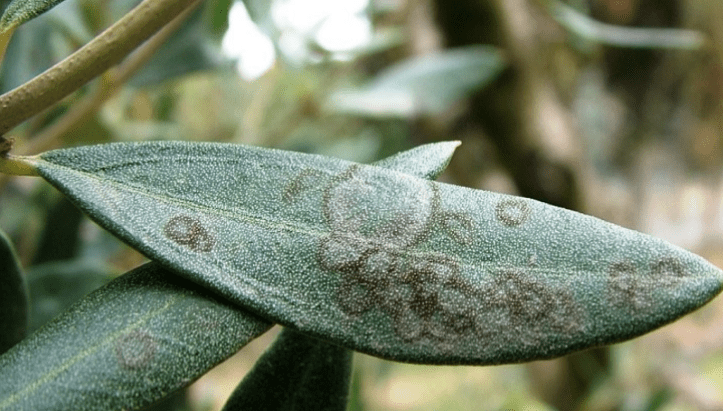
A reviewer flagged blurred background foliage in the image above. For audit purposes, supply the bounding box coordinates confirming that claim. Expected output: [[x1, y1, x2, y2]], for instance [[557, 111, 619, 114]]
[[2, 0, 723, 410]]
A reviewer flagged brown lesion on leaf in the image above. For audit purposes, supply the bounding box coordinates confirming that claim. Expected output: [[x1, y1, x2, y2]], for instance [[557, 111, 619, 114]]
[[283, 168, 326, 203], [317, 233, 373, 275], [438, 211, 475, 244], [477, 269, 583, 335], [607, 261, 648, 310], [316, 165, 583, 347], [115, 329, 157, 370], [320, 233, 400, 316], [495, 198, 531, 227], [163, 215, 214, 252]]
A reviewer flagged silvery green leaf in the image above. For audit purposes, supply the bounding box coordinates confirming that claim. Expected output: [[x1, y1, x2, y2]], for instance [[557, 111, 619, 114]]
[[221, 328, 352, 411], [326, 46, 505, 117], [0, 229, 28, 354], [0, 263, 272, 410], [19, 141, 723, 365], [0, 0, 66, 33], [372, 141, 459, 180]]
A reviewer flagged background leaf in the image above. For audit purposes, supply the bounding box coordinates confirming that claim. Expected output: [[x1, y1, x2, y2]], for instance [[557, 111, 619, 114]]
[[32, 196, 84, 264], [129, 4, 226, 87], [372, 141, 459, 180], [0, 262, 272, 411], [203, 0, 233, 39], [0, 0, 87, 92], [326, 46, 506, 117], [221, 328, 352, 411], [26, 259, 115, 332], [28, 141, 723, 365], [0, 229, 28, 355], [0, 0, 68, 33]]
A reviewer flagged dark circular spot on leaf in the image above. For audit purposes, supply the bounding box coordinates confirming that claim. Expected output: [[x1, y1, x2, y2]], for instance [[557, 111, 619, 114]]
[[495, 198, 531, 227], [163, 215, 214, 252], [115, 330, 156, 370]]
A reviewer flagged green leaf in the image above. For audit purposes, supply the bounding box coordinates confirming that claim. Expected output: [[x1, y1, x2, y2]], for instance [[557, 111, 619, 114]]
[[32, 196, 84, 264], [326, 46, 506, 117], [372, 140, 459, 180], [203, 0, 234, 38], [26, 259, 115, 332], [221, 328, 352, 411], [22, 140, 723, 365], [0, 229, 28, 355], [0, 12, 56, 92], [130, 5, 225, 87], [0, 263, 272, 410], [0, 0, 67, 33]]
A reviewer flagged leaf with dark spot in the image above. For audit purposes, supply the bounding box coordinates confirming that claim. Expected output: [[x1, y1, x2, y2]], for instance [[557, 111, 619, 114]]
[[0, 263, 272, 410], [5, 140, 723, 365]]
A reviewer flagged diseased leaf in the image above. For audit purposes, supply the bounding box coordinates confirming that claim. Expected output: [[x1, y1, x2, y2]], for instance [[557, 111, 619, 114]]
[[0, 229, 28, 354], [8, 141, 723, 365], [0, 0, 67, 33], [0, 263, 272, 411], [326, 46, 505, 117], [221, 328, 352, 411]]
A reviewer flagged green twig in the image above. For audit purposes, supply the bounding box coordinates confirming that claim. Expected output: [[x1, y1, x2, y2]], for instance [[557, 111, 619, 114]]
[[0, 0, 202, 135], [16, 0, 203, 156]]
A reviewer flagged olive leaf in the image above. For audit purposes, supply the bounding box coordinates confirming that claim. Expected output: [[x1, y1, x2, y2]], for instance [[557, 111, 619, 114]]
[[0, 263, 272, 411], [372, 140, 459, 179], [0, 229, 28, 354], [326, 46, 505, 117], [0, 0, 66, 33], [5, 140, 723, 365], [221, 328, 352, 411]]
